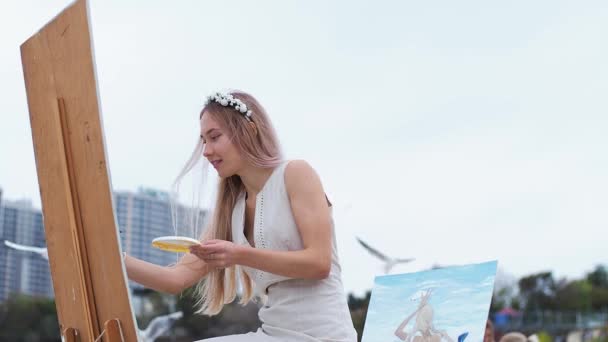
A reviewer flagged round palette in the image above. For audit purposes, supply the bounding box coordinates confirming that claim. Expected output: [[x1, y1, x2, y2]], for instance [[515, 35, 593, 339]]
[[151, 236, 200, 253]]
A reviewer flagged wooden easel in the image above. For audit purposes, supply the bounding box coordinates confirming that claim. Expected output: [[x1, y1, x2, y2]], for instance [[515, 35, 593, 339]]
[[20, 0, 138, 340]]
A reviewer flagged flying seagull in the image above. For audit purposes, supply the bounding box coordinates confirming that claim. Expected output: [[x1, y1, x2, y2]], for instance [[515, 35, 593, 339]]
[[356, 237, 414, 274], [3, 240, 49, 260], [139, 311, 183, 342]]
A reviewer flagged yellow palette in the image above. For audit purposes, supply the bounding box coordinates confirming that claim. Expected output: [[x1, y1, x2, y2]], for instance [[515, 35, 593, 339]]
[[151, 236, 200, 253]]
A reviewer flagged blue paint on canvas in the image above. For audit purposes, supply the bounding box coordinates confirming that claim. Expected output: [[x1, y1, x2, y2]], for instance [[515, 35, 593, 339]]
[[362, 260, 497, 342]]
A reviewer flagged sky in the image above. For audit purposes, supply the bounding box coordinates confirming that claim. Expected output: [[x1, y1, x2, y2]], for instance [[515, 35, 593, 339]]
[[1, 1, 607, 296], [363, 261, 496, 342]]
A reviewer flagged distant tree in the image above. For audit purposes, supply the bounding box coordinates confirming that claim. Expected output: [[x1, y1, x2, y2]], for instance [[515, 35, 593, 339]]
[[590, 287, 608, 311], [587, 265, 608, 311], [518, 272, 557, 312], [348, 291, 371, 311], [0, 294, 60, 341], [174, 287, 261, 339], [347, 291, 371, 342], [554, 280, 592, 311], [490, 268, 518, 314], [136, 290, 172, 328], [490, 287, 512, 313], [587, 265, 608, 288]]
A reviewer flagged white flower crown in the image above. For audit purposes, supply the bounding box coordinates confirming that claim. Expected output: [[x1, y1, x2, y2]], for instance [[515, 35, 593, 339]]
[[205, 91, 253, 122]]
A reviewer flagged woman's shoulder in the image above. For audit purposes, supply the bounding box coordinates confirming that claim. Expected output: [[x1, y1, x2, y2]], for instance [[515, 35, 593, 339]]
[[284, 159, 317, 181], [284, 159, 313, 171], [283, 159, 324, 195]]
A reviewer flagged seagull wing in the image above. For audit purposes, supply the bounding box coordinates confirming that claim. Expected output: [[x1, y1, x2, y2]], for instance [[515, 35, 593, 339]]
[[356, 237, 388, 261], [395, 258, 415, 264], [4, 240, 48, 256], [384, 261, 395, 274], [143, 311, 183, 340]]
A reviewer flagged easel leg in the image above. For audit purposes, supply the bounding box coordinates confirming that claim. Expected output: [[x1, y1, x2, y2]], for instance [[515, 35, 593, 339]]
[[104, 319, 125, 342], [63, 327, 78, 342]]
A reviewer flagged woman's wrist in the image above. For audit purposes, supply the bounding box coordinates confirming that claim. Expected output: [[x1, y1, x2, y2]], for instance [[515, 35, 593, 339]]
[[234, 244, 250, 266]]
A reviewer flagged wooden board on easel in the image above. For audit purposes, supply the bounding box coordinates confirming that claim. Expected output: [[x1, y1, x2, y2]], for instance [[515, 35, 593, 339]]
[[20, 0, 138, 340]]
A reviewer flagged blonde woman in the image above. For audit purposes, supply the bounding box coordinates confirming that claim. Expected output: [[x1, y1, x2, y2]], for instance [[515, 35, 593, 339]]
[[123, 91, 357, 341], [394, 290, 456, 342]]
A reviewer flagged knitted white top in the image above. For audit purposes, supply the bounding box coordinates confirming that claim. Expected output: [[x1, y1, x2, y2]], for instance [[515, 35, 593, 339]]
[[228, 160, 357, 342]]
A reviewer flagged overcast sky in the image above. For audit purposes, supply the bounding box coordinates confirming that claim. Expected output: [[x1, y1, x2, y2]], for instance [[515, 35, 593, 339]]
[[1, 1, 607, 296]]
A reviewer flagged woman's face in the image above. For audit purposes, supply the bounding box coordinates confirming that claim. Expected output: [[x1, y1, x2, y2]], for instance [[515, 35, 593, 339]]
[[200, 113, 242, 178]]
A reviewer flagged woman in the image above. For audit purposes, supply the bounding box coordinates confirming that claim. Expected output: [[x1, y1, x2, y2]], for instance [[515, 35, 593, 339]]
[[124, 90, 357, 341], [394, 290, 455, 342]]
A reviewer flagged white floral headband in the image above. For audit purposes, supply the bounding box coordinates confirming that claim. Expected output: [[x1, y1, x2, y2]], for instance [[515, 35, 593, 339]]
[[205, 91, 253, 122]]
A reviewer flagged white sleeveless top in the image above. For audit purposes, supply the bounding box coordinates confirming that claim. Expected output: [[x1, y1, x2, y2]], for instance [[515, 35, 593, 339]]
[[230, 160, 357, 342]]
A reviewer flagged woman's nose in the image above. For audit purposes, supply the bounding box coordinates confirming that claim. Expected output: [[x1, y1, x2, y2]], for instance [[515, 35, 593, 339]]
[[202, 144, 212, 157]]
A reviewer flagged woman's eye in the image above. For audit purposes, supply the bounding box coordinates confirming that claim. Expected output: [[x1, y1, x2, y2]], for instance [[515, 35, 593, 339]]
[[211, 135, 220, 141]]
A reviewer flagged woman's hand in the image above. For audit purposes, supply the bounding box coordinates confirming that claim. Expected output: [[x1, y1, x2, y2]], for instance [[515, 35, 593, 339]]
[[189, 239, 242, 269], [419, 289, 432, 308]]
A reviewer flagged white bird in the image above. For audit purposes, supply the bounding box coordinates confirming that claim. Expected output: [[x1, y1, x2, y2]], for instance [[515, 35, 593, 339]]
[[356, 237, 414, 274], [3, 240, 49, 260], [138, 311, 183, 342]]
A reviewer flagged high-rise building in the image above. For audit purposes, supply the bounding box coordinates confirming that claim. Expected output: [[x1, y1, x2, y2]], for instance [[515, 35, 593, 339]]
[[114, 187, 206, 290], [0, 187, 206, 303], [0, 199, 53, 302], [114, 187, 206, 315]]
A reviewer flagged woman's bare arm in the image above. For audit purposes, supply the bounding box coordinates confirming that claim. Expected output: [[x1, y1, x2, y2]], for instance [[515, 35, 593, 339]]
[[124, 252, 210, 294], [395, 310, 418, 341], [235, 160, 332, 279]]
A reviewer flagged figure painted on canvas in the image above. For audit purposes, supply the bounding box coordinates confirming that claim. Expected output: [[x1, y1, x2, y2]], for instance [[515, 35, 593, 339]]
[[362, 261, 497, 342]]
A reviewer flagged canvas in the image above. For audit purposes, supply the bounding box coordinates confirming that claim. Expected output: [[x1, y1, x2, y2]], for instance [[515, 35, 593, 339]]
[[362, 261, 497, 342]]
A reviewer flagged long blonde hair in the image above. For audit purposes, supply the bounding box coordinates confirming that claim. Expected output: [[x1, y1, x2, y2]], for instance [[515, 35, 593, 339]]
[[173, 90, 283, 315]]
